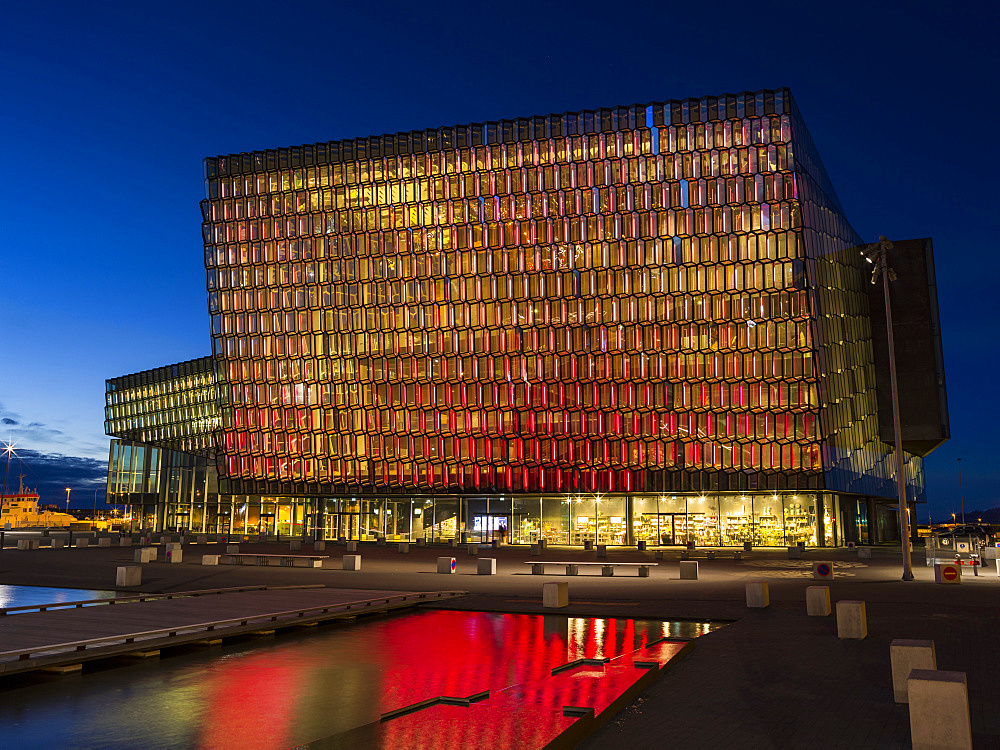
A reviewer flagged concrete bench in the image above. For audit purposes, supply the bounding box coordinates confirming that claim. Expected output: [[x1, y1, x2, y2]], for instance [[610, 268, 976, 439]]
[[220, 553, 328, 568], [525, 561, 657, 577]]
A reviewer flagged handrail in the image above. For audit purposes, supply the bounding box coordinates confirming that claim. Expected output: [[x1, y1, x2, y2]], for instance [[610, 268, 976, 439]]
[[0, 590, 466, 663], [0, 584, 324, 616]]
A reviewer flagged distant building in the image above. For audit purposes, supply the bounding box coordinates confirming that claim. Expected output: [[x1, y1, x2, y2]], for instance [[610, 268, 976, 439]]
[[105, 87, 947, 545]]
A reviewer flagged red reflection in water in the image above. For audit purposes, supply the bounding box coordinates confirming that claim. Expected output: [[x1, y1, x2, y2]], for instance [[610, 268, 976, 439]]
[[189, 612, 689, 749]]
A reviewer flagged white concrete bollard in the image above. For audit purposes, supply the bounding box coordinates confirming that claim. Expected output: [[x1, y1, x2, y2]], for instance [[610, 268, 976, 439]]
[[76, 538, 89, 548], [477, 558, 497, 575], [679, 560, 699, 580], [812, 561, 835, 581], [467, 544, 478, 555], [543, 581, 569, 609], [530, 543, 541, 556], [858, 546, 872, 559], [289, 540, 302, 551], [160, 536, 171, 545], [116, 566, 142, 586], [166, 548, 183, 563], [398, 542, 410, 553], [202, 554, 220, 566], [98, 537, 112, 548], [745, 580, 769, 608], [907, 670, 972, 750], [342, 554, 362, 571], [345, 541, 357, 552], [806, 586, 831, 616], [787, 545, 802, 559], [934, 563, 962, 584], [51, 539, 65, 549], [17, 540, 39, 550], [226, 544, 240, 553], [836, 600, 867, 639], [118, 537, 132, 547], [437, 557, 457, 574], [313, 541, 326, 551], [890, 640, 936, 703], [596, 544, 607, 558]]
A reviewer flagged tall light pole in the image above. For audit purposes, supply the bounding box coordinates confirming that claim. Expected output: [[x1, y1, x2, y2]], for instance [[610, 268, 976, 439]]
[[957, 458, 965, 525], [863, 236, 913, 581], [65, 487, 71, 513]]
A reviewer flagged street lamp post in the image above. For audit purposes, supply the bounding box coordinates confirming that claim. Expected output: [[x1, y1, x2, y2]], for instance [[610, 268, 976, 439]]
[[862, 236, 913, 581], [65, 487, 71, 513], [957, 458, 965, 525]]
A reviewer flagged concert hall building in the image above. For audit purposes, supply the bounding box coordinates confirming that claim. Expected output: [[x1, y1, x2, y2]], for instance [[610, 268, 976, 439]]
[[105, 87, 948, 546]]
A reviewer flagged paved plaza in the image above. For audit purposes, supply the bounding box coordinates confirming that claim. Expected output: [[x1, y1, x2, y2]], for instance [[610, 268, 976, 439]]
[[1, 538, 998, 747]]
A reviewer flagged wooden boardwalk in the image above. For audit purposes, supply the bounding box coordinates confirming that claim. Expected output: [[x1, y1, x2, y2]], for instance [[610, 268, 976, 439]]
[[0, 585, 465, 676]]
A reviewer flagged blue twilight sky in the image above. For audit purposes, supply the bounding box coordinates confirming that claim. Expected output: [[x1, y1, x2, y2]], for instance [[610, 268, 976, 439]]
[[1, 0, 996, 518]]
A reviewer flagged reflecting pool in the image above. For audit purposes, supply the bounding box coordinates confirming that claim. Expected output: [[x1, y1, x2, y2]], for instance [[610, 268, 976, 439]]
[[0, 608, 720, 748], [0, 584, 116, 610]]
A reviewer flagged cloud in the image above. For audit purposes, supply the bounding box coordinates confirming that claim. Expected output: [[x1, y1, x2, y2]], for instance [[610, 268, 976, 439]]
[[2, 418, 17, 425], [2, 448, 107, 507]]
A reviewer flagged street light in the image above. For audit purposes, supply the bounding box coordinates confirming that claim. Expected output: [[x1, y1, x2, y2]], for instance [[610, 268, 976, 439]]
[[862, 236, 913, 581], [65, 487, 71, 513], [957, 458, 965, 525]]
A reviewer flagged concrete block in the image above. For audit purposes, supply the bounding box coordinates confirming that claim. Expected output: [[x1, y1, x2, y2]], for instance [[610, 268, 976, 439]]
[[75, 538, 89, 548], [836, 600, 867, 639], [538, 538, 547, 549], [638, 565, 651, 577], [313, 541, 326, 551], [116, 566, 142, 586], [806, 586, 831, 616], [907, 669, 972, 750], [891, 639, 936, 703], [376, 536, 386, 546], [448, 538, 457, 548], [583, 540, 593, 551], [705, 551, 715, 560], [51, 539, 65, 549], [202, 554, 220, 566], [812, 561, 835, 581], [165, 548, 183, 563], [467, 544, 478, 555], [17, 539, 39, 550], [289, 540, 302, 551], [530, 543, 541, 555], [342, 554, 362, 571], [847, 541, 856, 549], [437, 556, 457, 574], [654, 549, 664, 560], [416, 538, 426, 547], [679, 560, 699, 580], [733, 551, 743, 560], [398, 542, 410, 553], [337, 536, 346, 544], [858, 546, 872, 559], [197, 535, 208, 544], [787, 545, 802, 559], [226, 544, 240, 553], [637, 540, 647, 551], [566, 564, 579, 575], [118, 537, 132, 547], [160, 536, 171, 545], [601, 565, 614, 576], [178, 536, 189, 545], [477, 558, 497, 575], [596, 544, 607, 558], [934, 563, 962, 584], [746, 580, 770, 608], [744, 541, 752, 552], [686, 541, 695, 550], [97, 537, 111, 548], [345, 541, 357, 552], [134, 548, 151, 563], [543, 581, 569, 609], [531, 563, 544, 575], [680, 550, 690, 560]]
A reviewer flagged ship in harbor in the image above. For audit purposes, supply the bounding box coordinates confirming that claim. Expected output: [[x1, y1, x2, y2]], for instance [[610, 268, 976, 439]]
[[0, 477, 79, 529]]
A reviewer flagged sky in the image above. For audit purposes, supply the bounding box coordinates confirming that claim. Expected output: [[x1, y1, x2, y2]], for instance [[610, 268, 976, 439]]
[[1, 0, 997, 518]]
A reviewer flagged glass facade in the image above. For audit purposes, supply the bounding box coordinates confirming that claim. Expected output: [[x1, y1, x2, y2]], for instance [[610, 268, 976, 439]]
[[106, 87, 938, 545]]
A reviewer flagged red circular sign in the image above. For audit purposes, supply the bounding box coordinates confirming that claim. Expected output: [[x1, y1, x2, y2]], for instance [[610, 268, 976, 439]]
[[943, 566, 958, 581], [817, 563, 831, 577]]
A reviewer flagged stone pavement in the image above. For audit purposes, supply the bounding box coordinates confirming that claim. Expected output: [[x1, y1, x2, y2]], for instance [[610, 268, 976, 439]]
[[2, 538, 998, 747]]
